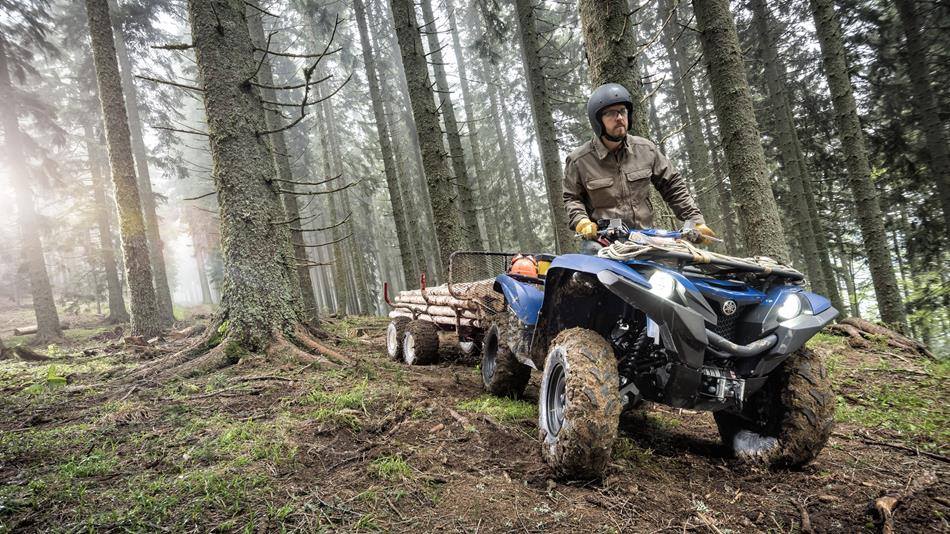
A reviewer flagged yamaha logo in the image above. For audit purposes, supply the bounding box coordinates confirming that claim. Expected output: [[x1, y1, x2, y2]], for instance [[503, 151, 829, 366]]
[[722, 300, 738, 316]]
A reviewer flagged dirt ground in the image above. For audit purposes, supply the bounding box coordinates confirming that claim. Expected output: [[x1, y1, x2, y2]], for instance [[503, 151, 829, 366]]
[[0, 305, 947, 532]]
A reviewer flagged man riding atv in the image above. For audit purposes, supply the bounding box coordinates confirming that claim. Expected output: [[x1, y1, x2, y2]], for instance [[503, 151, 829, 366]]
[[564, 83, 717, 252]]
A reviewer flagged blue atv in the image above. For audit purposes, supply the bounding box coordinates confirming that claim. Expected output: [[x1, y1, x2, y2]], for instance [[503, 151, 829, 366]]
[[476, 220, 837, 478]]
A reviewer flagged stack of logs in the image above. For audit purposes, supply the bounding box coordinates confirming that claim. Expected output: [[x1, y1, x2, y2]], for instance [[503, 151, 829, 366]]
[[387, 280, 498, 328]]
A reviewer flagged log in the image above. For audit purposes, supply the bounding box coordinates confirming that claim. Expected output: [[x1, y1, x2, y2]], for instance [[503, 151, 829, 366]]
[[390, 302, 479, 319], [395, 294, 479, 310], [839, 317, 934, 358], [827, 323, 871, 349], [388, 310, 479, 328], [12, 322, 71, 336]]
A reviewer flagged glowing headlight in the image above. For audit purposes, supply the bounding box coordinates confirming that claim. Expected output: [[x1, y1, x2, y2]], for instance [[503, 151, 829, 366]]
[[648, 271, 677, 299], [776, 293, 803, 320]]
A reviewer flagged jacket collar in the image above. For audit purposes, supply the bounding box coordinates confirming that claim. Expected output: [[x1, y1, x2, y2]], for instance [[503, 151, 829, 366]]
[[592, 134, 632, 160]]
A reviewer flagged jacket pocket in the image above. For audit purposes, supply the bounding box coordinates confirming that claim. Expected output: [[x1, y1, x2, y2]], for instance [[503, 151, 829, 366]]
[[585, 176, 615, 190], [624, 167, 652, 182]]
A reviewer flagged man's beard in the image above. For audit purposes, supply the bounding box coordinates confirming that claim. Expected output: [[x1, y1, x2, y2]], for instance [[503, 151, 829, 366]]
[[604, 125, 626, 143]]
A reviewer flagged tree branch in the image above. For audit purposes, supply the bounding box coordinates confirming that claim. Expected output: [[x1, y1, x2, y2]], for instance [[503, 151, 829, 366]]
[[136, 75, 203, 92]]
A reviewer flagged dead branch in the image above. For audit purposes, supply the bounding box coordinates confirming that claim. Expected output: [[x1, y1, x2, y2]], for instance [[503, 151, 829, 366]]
[[151, 43, 194, 50], [152, 125, 210, 137], [250, 73, 331, 91], [136, 75, 203, 92], [184, 191, 217, 201], [254, 46, 343, 59], [276, 178, 361, 196], [292, 232, 353, 248]]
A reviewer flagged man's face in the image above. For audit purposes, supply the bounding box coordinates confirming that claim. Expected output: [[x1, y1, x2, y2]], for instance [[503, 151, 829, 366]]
[[600, 103, 628, 138]]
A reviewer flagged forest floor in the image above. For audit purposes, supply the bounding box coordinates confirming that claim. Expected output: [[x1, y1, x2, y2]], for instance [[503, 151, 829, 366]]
[[0, 302, 947, 533]]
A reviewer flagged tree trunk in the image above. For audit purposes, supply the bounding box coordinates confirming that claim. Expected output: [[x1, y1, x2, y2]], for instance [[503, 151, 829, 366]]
[[445, 0, 498, 252], [809, 0, 906, 327], [108, 0, 175, 326], [85, 0, 161, 338], [749, 0, 825, 293], [514, 0, 573, 253], [692, 0, 790, 263], [698, 87, 740, 255], [894, 0, 950, 233], [0, 42, 63, 343], [390, 0, 465, 277], [657, 0, 721, 229], [354, 0, 417, 285], [246, 1, 318, 323], [84, 122, 130, 323], [419, 0, 483, 251], [187, 0, 302, 349], [578, 0, 679, 232]]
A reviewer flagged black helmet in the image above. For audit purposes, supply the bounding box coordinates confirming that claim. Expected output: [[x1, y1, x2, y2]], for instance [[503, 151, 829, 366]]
[[587, 83, 633, 139]]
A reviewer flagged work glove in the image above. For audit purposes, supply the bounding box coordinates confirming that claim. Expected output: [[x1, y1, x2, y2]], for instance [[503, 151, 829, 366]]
[[575, 217, 598, 240], [695, 223, 718, 245]]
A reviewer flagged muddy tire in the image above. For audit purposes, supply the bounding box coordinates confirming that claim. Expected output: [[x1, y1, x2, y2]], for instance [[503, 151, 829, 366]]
[[481, 322, 530, 398], [403, 320, 439, 365], [714, 347, 835, 467], [538, 328, 621, 479], [386, 317, 411, 361]]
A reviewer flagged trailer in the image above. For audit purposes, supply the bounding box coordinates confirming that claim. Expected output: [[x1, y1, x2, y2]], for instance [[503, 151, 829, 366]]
[[383, 252, 550, 365]]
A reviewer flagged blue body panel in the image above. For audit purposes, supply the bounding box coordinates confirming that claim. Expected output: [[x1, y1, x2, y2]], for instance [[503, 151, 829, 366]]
[[494, 274, 544, 325], [548, 254, 651, 288], [687, 278, 766, 305]]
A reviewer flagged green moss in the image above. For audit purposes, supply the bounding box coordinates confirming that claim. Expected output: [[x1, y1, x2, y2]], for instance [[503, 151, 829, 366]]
[[222, 340, 248, 363]]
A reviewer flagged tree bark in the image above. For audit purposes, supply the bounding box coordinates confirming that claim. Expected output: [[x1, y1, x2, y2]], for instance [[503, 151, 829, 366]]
[[809, 0, 906, 327], [390, 0, 465, 277], [84, 122, 130, 323], [246, 1, 318, 323], [419, 0, 483, 251], [894, 0, 950, 233], [108, 0, 175, 326], [578, 0, 679, 232], [85, 0, 161, 338], [697, 85, 740, 255], [354, 0, 417, 286], [0, 41, 64, 343], [692, 0, 790, 263], [749, 0, 825, 294], [187, 0, 303, 349], [514, 0, 573, 253]]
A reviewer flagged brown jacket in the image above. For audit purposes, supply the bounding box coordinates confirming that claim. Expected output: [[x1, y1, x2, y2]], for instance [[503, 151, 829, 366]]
[[563, 135, 704, 230]]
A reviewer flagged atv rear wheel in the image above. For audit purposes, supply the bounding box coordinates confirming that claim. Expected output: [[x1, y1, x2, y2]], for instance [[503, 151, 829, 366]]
[[714, 347, 835, 467], [481, 322, 530, 398], [403, 320, 440, 365], [538, 328, 621, 479], [386, 317, 411, 361]]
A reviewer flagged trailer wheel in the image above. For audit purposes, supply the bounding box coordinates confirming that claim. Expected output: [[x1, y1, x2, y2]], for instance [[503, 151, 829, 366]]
[[403, 320, 440, 365], [481, 322, 529, 398], [714, 347, 835, 467], [386, 317, 411, 361], [539, 328, 621, 479]]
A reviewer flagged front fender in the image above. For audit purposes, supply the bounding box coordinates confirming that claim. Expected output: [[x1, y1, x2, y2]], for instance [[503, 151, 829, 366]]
[[494, 274, 544, 325]]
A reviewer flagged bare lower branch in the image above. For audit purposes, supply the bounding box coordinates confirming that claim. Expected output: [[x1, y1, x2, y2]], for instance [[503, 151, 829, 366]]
[[272, 172, 343, 187], [292, 232, 353, 248], [136, 75, 203, 92], [276, 178, 361, 196], [245, 0, 278, 17], [254, 46, 343, 59], [288, 212, 352, 232], [151, 43, 194, 50], [151, 125, 210, 137], [184, 191, 217, 201], [250, 73, 331, 91]]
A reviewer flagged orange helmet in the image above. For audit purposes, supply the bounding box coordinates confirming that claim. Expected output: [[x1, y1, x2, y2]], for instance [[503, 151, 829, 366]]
[[509, 254, 539, 278]]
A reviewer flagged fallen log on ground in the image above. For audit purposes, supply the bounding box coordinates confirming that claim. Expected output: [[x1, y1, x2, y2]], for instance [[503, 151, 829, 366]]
[[827, 318, 933, 358], [12, 322, 71, 336]]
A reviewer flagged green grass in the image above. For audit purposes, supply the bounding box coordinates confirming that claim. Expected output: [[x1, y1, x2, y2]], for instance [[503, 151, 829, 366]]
[[612, 437, 654, 465], [303, 379, 368, 411], [370, 455, 412, 481], [835, 359, 949, 448], [457, 395, 537, 422]]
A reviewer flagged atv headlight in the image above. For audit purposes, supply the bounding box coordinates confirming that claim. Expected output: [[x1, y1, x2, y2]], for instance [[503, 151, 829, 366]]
[[648, 271, 677, 300], [776, 293, 803, 320]]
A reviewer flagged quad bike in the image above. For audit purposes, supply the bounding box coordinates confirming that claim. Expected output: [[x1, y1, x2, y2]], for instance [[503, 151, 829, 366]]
[[472, 220, 837, 478]]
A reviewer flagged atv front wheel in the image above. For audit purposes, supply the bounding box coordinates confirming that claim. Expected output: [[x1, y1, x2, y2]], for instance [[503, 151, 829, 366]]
[[386, 317, 411, 361], [714, 347, 835, 467], [403, 320, 440, 365], [538, 328, 621, 479], [481, 322, 530, 398]]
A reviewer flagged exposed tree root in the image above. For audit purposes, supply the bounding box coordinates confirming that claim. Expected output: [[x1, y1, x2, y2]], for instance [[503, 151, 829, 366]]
[[826, 318, 933, 358], [267, 330, 332, 366], [292, 324, 347, 364]]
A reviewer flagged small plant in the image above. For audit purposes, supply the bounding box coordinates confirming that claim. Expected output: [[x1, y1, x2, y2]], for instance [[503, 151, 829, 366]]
[[457, 395, 536, 422], [370, 455, 412, 481]]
